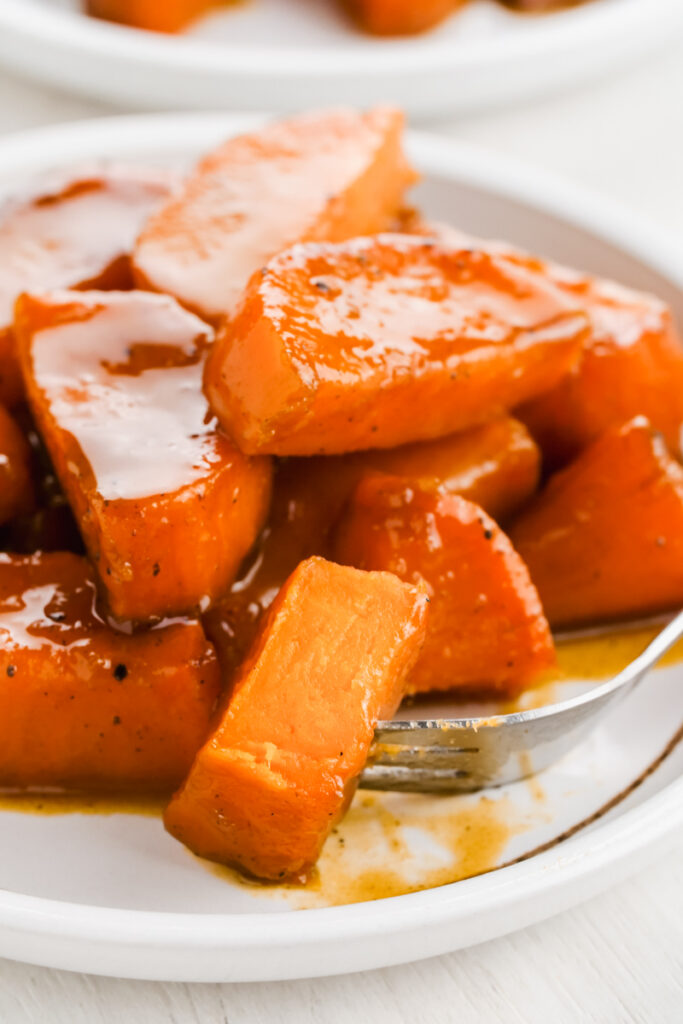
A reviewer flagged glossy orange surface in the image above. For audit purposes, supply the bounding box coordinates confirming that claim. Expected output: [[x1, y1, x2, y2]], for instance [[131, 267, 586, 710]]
[[204, 416, 540, 681], [15, 290, 272, 622], [518, 264, 683, 466], [165, 557, 429, 881], [0, 552, 221, 791], [86, 0, 221, 31], [334, 476, 555, 696], [0, 407, 84, 556], [347, 0, 461, 35], [428, 229, 683, 466], [0, 167, 176, 407], [509, 417, 683, 627], [0, 404, 34, 526], [134, 107, 415, 322], [205, 235, 588, 455]]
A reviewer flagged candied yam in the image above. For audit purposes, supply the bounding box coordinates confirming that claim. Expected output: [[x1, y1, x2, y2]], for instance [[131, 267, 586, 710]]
[[517, 270, 683, 465], [0, 552, 221, 791], [350, 415, 541, 522], [347, 0, 459, 35], [427, 229, 683, 466], [509, 417, 683, 628], [133, 107, 416, 322], [0, 406, 83, 555], [0, 329, 22, 411], [15, 290, 272, 622], [165, 556, 428, 881], [0, 167, 176, 407], [334, 476, 555, 696], [0, 404, 34, 526], [203, 417, 539, 681], [86, 0, 218, 31], [205, 235, 588, 455]]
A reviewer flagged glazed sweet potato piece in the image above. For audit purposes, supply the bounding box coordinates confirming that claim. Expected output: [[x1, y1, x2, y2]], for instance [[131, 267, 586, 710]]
[[133, 107, 416, 322], [86, 0, 220, 32], [0, 406, 83, 556], [165, 556, 429, 881], [203, 416, 539, 680], [346, 0, 459, 34], [501, 1, 582, 9], [517, 268, 683, 466], [0, 166, 176, 407], [509, 417, 683, 628], [0, 404, 34, 526], [343, 415, 541, 521], [429, 229, 683, 466], [205, 235, 588, 455], [15, 290, 272, 623], [0, 552, 221, 791], [334, 476, 555, 696]]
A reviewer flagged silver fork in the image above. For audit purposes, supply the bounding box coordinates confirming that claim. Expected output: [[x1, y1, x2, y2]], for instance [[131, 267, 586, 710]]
[[362, 610, 683, 793]]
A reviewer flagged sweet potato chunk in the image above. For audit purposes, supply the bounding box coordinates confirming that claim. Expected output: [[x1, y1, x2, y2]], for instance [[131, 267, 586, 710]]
[[165, 556, 429, 881], [86, 0, 219, 32], [15, 290, 272, 623], [429, 230, 683, 466], [334, 477, 555, 696], [0, 552, 221, 791], [133, 107, 416, 322], [346, 0, 459, 35], [0, 404, 34, 526], [205, 235, 588, 455], [0, 167, 176, 407], [518, 267, 683, 466], [203, 417, 539, 680], [0, 407, 83, 555], [509, 417, 683, 628]]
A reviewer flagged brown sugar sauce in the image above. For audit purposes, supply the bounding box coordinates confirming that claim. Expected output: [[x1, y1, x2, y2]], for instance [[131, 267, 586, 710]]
[[2, 620, 681, 906]]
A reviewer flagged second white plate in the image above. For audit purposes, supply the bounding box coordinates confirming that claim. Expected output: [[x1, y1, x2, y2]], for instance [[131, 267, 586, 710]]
[[0, 0, 682, 117]]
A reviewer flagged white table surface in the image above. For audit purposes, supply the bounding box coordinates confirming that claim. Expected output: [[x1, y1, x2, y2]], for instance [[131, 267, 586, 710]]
[[0, 38, 683, 1022]]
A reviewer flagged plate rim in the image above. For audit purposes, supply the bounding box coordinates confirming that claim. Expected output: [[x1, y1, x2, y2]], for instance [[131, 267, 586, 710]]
[[0, 111, 681, 975], [1, 0, 683, 77]]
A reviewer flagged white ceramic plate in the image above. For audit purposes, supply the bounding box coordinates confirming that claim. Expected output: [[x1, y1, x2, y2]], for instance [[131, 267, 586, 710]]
[[0, 0, 682, 117], [0, 113, 682, 983]]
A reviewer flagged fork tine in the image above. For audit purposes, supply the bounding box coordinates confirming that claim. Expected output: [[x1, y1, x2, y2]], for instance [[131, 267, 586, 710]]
[[360, 764, 474, 793], [372, 719, 485, 748], [361, 611, 683, 793], [369, 743, 479, 765]]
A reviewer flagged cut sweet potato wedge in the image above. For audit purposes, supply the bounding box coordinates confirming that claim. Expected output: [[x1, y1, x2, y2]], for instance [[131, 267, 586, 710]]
[[346, 0, 459, 35], [203, 416, 540, 681], [15, 290, 272, 623], [0, 167, 176, 408], [518, 267, 683, 466], [0, 406, 83, 555], [165, 556, 429, 881], [509, 417, 683, 628], [0, 552, 221, 791], [205, 235, 588, 455], [0, 404, 34, 526], [426, 229, 683, 466], [134, 108, 416, 323], [334, 476, 555, 696], [86, 0, 219, 32]]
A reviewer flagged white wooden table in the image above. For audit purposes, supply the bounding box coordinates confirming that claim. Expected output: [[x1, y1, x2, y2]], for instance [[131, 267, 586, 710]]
[[0, 44, 682, 1022]]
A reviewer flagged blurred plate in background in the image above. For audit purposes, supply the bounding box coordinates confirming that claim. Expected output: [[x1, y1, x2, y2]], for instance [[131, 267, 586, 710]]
[[0, 0, 682, 118]]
